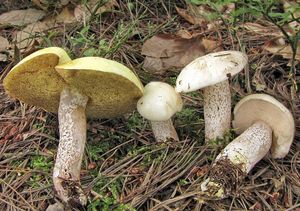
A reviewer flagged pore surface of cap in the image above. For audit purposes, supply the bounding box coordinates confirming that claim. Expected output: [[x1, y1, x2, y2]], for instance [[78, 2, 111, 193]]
[[3, 47, 71, 112], [176, 51, 248, 93], [137, 82, 183, 121], [55, 57, 144, 118], [232, 94, 295, 159]]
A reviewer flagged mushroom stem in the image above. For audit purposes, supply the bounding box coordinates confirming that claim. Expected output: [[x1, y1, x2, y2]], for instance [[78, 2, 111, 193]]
[[203, 80, 231, 141], [201, 121, 272, 198], [150, 119, 179, 142], [53, 87, 88, 205]]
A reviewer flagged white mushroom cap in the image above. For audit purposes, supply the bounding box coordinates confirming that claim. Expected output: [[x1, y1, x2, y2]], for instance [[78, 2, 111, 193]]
[[137, 82, 183, 121], [233, 94, 295, 159], [175, 51, 248, 93]]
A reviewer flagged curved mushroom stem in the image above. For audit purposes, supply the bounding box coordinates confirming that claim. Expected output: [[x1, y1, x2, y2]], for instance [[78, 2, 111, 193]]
[[203, 80, 231, 141], [201, 121, 272, 198], [150, 119, 179, 142], [53, 87, 88, 205]]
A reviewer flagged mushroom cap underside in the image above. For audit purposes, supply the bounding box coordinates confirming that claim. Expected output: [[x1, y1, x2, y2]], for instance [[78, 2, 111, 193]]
[[232, 94, 295, 159], [176, 51, 248, 93], [56, 57, 144, 118], [137, 82, 182, 121], [4, 49, 144, 118]]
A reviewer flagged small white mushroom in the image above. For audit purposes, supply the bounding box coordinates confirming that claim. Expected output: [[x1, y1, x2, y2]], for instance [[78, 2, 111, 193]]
[[201, 94, 295, 198], [137, 82, 183, 142], [176, 51, 248, 141]]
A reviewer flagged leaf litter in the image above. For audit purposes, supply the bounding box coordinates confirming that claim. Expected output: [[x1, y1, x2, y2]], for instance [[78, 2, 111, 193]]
[[142, 32, 221, 74]]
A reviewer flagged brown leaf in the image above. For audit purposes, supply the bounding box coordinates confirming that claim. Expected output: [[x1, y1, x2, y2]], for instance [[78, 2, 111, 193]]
[[264, 40, 300, 65], [175, 6, 206, 25], [0, 9, 46, 27], [141, 33, 221, 74], [74, 0, 118, 21], [176, 3, 234, 29], [0, 53, 7, 62], [55, 6, 77, 24], [242, 22, 283, 37], [283, 0, 300, 34], [13, 5, 77, 49], [0, 36, 9, 52], [32, 0, 70, 10], [14, 21, 55, 49]]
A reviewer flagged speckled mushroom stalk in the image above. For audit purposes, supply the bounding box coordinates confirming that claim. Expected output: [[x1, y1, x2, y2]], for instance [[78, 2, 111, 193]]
[[176, 51, 248, 141], [150, 119, 179, 142], [200, 94, 295, 198], [52, 88, 88, 205], [137, 82, 183, 142], [203, 80, 231, 140]]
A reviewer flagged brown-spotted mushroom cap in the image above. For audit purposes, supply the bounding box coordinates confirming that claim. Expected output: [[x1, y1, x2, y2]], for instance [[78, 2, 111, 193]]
[[233, 94, 295, 158], [175, 51, 248, 93], [3, 47, 71, 112]]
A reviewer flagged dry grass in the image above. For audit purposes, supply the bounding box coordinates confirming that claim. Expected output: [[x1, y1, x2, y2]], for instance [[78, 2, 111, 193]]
[[0, 0, 299, 210]]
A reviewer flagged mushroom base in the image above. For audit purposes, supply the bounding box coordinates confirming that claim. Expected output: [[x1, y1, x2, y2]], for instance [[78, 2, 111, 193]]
[[151, 119, 179, 142], [53, 87, 88, 205], [201, 121, 273, 198], [201, 158, 246, 198]]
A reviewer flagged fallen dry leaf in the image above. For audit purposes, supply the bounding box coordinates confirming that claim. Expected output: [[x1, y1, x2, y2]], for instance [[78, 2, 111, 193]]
[[11, 1, 118, 50], [176, 3, 234, 29], [283, 0, 300, 34], [0, 53, 7, 62], [74, 0, 118, 21], [175, 6, 206, 26], [32, 0, 69, 10], [0, 9, 46, 27], [0, 36, 10, 52], [242, 22, 284, 37], [264, 40, 300, 65], [13, 5, 78, 49], [14, 21, 54, 49], [55, 6, 77, 24], [142, 33, 220, 74], [0, 36, 10, 61]]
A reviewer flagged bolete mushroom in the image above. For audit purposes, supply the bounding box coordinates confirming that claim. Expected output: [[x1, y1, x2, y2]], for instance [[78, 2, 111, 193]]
[[3, 48, 144, 205], [201, 94, 295, 198], [137, 82, 182, 142], [175, 51, 248, 141]]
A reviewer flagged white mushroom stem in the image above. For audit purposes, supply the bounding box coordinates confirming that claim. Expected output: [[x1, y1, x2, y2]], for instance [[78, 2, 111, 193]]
[[201, 121, 272, 197], [53, 88, 88, 205], [150, 119, 179, 142], [203, 80, 231, 141]]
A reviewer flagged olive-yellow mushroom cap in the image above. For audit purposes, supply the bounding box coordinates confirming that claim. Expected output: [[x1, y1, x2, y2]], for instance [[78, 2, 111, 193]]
[[3, 47, 71, 112], [176, 51, 248, 93], [137, 82, 182, 121], [55, 57, 144, 118], [4, 49, 144, 118], [232, 94, 295, 159]]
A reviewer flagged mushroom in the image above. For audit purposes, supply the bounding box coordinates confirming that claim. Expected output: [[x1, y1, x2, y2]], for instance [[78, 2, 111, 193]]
[[3, 48, 144, 205], [175, 51, 248, 141], [137, 82, 182, 142], [201, 94, 295, 198]]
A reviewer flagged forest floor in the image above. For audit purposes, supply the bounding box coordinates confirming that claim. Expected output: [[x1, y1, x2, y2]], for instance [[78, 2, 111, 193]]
[[0, 0, 299, 210]]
